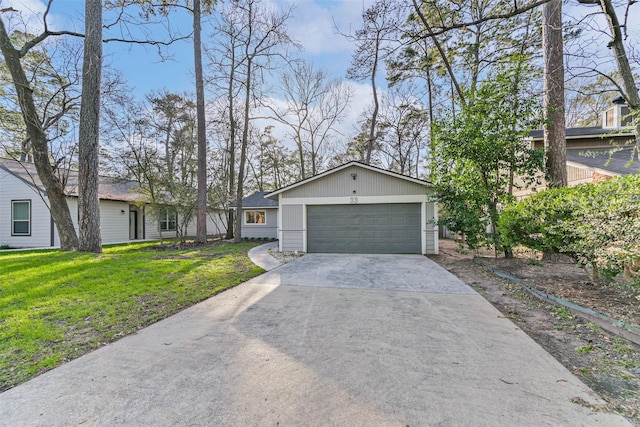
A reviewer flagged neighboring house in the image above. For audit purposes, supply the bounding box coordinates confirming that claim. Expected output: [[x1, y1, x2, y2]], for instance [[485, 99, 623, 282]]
[[519, 99, 638, 197], [265, 161, 438, 255], [0, 158, 225, 248], [229, 191, 279, 239]]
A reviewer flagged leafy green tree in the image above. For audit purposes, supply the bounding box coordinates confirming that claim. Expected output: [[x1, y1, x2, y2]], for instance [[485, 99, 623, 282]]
[[433, 62, 544, 253]]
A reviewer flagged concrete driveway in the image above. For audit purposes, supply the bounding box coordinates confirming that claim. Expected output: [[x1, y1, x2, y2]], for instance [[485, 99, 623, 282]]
[[0, 254, 630, 426]]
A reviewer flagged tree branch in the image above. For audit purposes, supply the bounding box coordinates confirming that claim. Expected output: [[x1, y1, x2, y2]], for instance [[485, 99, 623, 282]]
[[412, 0, 551, 37]]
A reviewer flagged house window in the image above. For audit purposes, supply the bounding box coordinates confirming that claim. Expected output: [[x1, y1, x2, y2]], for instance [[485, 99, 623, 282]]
[[159, 208, 177, 231], [12, 200, 31, 236], [245, 210, 266, 225]]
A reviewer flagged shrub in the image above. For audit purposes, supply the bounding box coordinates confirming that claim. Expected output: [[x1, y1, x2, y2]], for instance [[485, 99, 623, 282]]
[[499, 186, 585, 256], [570, 174, 640, 281], [500, 174, 640, 283]]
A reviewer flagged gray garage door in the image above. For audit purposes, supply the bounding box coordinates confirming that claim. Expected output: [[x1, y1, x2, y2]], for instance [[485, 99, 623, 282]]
[[307, 203, 421, 254]]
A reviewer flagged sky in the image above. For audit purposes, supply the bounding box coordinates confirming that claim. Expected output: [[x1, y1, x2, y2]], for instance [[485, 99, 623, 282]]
[[2, 0, 376, 141], [2, 0, 373, 93], [3, 0, 639, 144]]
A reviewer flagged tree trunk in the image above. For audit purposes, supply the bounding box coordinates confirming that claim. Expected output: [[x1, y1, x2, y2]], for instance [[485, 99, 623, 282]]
[[193, 0, 208, 244], [226, 53, 236, 240], [366, 39, 379, 164], [0, 16, 79, 250], [234, 59, 253, 243], [78, 0, 103, 253], [542, 0, 567, 188]]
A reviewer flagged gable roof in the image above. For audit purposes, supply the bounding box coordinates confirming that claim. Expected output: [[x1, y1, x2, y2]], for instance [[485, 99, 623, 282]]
[[265, 161, 430, 199], [567, 147, 640, 176], [230, 191, 279, 208], [0, 157, 144, 203]]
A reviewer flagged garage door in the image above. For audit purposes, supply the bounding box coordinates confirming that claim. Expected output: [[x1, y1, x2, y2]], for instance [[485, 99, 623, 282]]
[[307, 203, 421, 254]]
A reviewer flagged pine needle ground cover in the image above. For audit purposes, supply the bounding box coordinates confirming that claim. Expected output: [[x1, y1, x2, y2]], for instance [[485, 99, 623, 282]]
[[0, 241, 264, 391]]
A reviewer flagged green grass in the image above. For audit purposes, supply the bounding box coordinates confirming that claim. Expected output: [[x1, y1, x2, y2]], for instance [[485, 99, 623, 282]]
[[552, 306, 574, 320], [576, 344, 594, 354], [0, 240, 264, 391]]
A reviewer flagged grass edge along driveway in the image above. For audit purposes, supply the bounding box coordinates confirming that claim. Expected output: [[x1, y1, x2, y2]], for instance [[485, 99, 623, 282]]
[[0, 241, 265, 392]]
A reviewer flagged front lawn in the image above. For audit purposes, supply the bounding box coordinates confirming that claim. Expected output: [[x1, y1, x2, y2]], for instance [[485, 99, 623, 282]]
[[0, 241, 264, 391]]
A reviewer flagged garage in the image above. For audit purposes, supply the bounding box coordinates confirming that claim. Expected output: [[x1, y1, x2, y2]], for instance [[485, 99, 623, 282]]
[[266, 161, 438, 255], [307, 203, 421, 254]]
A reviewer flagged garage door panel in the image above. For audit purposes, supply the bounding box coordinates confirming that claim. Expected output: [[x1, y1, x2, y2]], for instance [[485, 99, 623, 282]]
[[307, 203, 421, 254]]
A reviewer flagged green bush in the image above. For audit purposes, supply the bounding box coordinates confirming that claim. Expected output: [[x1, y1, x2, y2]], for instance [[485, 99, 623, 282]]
[[499, 186, 585, 256], [571, 174, 640, 279], [500, 174, 640, 282]]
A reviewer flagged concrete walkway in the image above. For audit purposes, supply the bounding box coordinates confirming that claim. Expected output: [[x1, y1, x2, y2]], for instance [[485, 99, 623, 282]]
[[0, 254, 630, 426], [247, 241, 282, 271]]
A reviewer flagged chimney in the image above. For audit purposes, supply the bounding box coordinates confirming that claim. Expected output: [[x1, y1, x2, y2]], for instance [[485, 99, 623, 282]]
[[602, 96, 632, 129]]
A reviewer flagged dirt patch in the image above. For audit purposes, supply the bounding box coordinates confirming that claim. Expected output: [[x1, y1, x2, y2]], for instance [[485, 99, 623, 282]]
[[485, 257, 640, 329], [430, 240, 640, 425]]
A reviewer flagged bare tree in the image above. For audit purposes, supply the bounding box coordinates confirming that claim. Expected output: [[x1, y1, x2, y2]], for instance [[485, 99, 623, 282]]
[[1, 1, 193, 251], [207, 7, 246, 239], [192, 0, 208, 243], [209, 0, 297, 242], [0, 8, 79, 250], [576, 0, 640, 145], [377, 90, 428, 177], [344, 0, 400, 164], [265, 61, 351, 178]]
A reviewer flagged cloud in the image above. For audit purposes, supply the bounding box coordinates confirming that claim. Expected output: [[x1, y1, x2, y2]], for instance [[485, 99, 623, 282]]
[[255, 80, 380, 152], [0, 0, 69, 34], [286, 0, 374, 55]]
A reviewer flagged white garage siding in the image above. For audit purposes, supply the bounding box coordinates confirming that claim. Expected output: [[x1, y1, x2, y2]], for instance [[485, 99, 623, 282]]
[[281, 165, 424, 199], [425, 200, 438, 255], [280, 204, 304, 251]]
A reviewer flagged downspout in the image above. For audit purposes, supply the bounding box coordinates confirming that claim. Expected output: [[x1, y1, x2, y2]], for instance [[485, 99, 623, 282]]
[[50, 215, 54, 247]]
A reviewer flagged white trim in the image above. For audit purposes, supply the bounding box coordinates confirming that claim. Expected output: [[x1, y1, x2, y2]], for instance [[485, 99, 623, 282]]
[[302, 204, 307, 253], [421, 201, 427, 255], [266, 161, 430, 199], [433, 201, 439, 255], [244, 209, 267, 226], [11, 199, 31, 236], [280, 195, 428, 205], [277, 194, 283, 252], [229, 205, 278, 210], [158, 207, 177, 232]]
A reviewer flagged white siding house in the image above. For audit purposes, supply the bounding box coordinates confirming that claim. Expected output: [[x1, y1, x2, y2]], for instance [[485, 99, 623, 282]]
[[230, 191, 279, 239], [0, 158, 226, 248]]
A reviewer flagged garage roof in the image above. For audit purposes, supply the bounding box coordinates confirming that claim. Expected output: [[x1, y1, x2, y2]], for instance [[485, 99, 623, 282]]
[[265, 161, 430, 200], [567, 147, 640, 176]]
